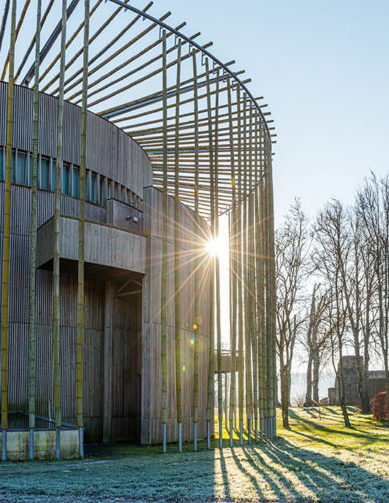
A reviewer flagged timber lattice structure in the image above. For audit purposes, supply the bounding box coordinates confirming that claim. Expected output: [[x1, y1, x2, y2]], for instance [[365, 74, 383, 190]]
[[0, 0, 277, 460]]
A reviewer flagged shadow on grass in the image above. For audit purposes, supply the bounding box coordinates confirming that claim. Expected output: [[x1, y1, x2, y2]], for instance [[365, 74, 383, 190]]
[[221, 437, 389, 502], [289, 408, 381, 435]]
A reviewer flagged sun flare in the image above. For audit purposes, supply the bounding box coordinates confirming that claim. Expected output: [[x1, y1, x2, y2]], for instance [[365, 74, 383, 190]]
[[206, 237, 223, 257]]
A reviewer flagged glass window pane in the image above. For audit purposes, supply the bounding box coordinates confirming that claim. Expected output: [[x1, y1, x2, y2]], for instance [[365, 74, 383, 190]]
[[0, 147, 3, 182], [91, 173, 96, 204], [107, 182, 111, 199], [85, 173, 88, 201], [62, 163, 70, 195], [16, 151, 27, 185], [11, 151, 15, 183], [99, 177, 104, 206], [72, 167, 79, 198], [40, 157, 50, 190]]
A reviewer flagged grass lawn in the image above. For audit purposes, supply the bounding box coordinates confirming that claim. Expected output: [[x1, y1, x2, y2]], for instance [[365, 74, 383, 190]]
[[0, 407, 388, 502]]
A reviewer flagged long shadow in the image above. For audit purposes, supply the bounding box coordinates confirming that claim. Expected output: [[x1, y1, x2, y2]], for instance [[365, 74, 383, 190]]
[[226, 437, 389, 502], [229, 447, 267, 501], [242, 446, 308, 502], [288, 409, 388, 444], [218, 449, 231, 500]]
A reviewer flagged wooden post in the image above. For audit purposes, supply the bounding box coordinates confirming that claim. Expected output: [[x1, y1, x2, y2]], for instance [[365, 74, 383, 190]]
[[1, 0, 16, 462], [53, 0, 67, 460], [192, 48, 200, 452], [243, 95, 253, 443], [161, 29, 168, 453], [205, 58, 215, 450], [227, 78, 237, 448], [236, 86, 244, 445], [214, 70, 223, 450], [76, 0, 90, 459], [174, 40, 182, 453], [248, 108, 258, 443], [265, 133, 277, 437], [27, 0, 42, 461]]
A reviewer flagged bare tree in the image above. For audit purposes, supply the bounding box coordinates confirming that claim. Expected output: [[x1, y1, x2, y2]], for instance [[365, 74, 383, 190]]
[[313, 200, 352, 427], [276, 200, 309, 428], [356, 175, 389, 414], [302, 284, 331, 406]]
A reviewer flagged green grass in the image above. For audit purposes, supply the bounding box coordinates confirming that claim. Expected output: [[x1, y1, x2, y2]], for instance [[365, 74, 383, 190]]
[[0, 407, 389, 502]]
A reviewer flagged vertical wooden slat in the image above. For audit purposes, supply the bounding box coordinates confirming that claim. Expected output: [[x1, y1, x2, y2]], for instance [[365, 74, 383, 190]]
[[192, 48, 200, 451], [235, 85, 244, 445], [214, 70, 223, 449], [76, 0, 90, 458], [53, 0, 67, 459], [160, 29, 168, 453], [205, 58, 215, 449], [174, 39, 182, 452], [27, 0, 42, 460], [227, 77, 237, 447], [1, 0, 16, 462]]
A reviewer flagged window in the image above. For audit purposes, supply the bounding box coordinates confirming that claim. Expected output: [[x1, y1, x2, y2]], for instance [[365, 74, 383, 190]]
[[85, 173, 88, 201], [0, 147, 3, 182], [107, 181, 111, 199], [62, 163, 71, 195], [91, 173, 97, 204], [99, 177, 104, 206], [40, 157, 50, 190], [72, 167, 79, 198], [15, 151, 28, 186], [10, 151, 15, 183]]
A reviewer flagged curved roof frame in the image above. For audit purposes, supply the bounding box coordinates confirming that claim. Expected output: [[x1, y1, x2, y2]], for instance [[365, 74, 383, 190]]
[[0, 0, 277, 219]]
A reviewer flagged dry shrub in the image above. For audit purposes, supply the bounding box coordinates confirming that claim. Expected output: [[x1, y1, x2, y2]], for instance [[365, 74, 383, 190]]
[[372, 391, 388, 422]]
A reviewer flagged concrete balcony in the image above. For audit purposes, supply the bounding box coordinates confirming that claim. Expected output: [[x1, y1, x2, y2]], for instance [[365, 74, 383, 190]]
[[36, 215, 147, 279]]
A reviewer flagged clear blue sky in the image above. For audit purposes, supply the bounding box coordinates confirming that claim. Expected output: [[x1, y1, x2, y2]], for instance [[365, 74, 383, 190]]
[[144, 0, 389, 222]]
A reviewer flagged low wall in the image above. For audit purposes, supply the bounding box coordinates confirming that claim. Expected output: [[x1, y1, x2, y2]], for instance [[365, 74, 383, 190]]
[[0, 430, 79, 461]]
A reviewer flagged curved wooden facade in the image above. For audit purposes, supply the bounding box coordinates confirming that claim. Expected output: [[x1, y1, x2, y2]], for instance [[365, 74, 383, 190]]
[[0, 82, 212, 449]]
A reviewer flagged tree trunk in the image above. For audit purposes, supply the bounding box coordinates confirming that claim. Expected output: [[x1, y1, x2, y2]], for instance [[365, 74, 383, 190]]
[[280, 353, 289, 429], [313, 350, 320, 404], [304, 353, 313, 407], [287, 367, 292, 406]]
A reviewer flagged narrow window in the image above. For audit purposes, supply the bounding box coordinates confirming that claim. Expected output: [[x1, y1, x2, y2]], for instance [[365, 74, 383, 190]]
[[99, 177, 104, 206], [11, 150, 16, 183], [16, 151, 27, 185], [0, 147, 3, 182], [107, 181, 111, 199], [91, 173, 97, 204], [62, 163, 71, 195], [52, 160, 58, 191], [40, 157, 50, 190], [85, 172, 89, 201], [72, 166, 80, 198]]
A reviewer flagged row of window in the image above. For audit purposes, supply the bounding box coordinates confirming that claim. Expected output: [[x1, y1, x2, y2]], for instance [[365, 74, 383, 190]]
[[0, 147, 143, 210]]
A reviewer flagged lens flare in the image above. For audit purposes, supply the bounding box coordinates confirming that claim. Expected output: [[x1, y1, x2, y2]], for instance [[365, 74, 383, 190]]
[[206, 237, 223, 257]]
